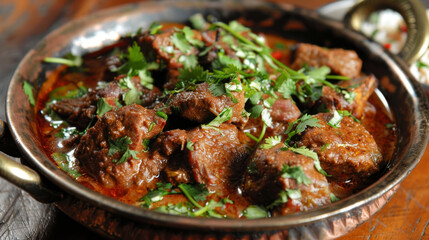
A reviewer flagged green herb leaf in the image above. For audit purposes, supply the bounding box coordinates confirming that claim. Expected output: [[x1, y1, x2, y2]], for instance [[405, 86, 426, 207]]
[[96, 98, 113, 116], [249, 105, 263, 118], [156, 110, 168, 120], [203, 107, 232, 128], [23, 81, 35, 106], [108, 136, 139, 164], [330, 193, 340, 202], [285, 189, 301, 200], [140, 182, 174, 208], [178, 54, 198, 69], [119, 77, 141, 105], [281, 165, 312, 185], [190, 13, 206, 30], [288, 146, 329, 177], [182, 26, 204, 48], [186, 141, 194, 151], [171, 32, 193, 54], [51, 152, 82, 178], [328, 110, 343, 128], [149, 22, 163, 35], [44, 53, 82, 67], [243, 205, 268, 219], [261, 136, 282, 149]]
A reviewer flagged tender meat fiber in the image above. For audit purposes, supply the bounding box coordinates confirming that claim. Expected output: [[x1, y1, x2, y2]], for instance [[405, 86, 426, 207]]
[[168, 82, 246, 125], [291, 43, 362, 78], [187, 124, 249, 189], [74, 104, 167, 193], [153, 124, 249, 192], [295, 113, 383, 191], [52, 79, 161, 129], [51, 82, 120, 130], [311, 74, 377, 119], [242, 144, 332, 215]]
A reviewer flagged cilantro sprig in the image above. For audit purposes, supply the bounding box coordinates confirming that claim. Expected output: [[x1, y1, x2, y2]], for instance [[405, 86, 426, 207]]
[[108, 136, 139, 164]]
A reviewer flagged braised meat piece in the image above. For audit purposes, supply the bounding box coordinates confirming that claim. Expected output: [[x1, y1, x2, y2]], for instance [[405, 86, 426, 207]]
[[74, 104, 167, 192], [153, 124, 250, 192], [51, 82, 120, 130], [291, 43, 362, 78], [168, 82, 246, 125], [314, 74, 378, 119], [187, 124, 249, 189], [242, 144, 332, 215], [295, 113, 383, 191]]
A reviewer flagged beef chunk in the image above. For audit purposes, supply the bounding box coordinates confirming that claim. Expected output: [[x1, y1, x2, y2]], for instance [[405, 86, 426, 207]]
[[51, 95, 95, 130], [315, 74, 377, 118], [74, 104, 167, 192], [291, 43, 362, 78], [153, 124, 250, 192], [295, 113, 383, 191], [168, 82, 246, 125], [187, 124, 249, 189], [242, 144, 332, 215]]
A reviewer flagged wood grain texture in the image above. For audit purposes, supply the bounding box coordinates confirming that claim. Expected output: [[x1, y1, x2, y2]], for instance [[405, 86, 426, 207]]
[[0, 0, 427, 239]]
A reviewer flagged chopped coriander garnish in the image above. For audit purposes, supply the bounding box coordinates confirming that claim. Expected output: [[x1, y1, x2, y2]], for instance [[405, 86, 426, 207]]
[[149, 22, 162, 35], [281, 165, 312, 185], [243, 205, 268, 219], [186, 141, 195, 151], [321, 143, 330, 151], [140, 182, 175, 208], [23, 81, 35, 106], [44, 53, 82, 67], [156, 110, 168, 120], [189, 13, 206, 30], [96, 97, 113, 117], [108, 136, 139, 164], [171, 32, 193, 54], [328, 110, 343, 128], [52, 152, 81, 178], [288, 146, 329, 177], [202, 107, 232, 128], [330, 193, 340, 202], [119, 77, 141, 105], [260, 136, 282, 149]]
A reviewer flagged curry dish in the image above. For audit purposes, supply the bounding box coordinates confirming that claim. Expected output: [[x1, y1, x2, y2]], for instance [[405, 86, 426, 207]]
[[35, 16, 396, 219]]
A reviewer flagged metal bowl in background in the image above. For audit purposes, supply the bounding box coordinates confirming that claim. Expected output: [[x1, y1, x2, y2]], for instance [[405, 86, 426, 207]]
[[1, 0, 428, 239]]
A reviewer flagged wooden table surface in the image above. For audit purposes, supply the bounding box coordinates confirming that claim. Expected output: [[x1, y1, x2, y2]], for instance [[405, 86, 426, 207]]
[[0, 0, 429, 239]]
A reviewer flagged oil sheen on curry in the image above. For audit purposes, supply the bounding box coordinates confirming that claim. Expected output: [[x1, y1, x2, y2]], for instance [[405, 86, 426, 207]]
[[35, 16, 396, 219]]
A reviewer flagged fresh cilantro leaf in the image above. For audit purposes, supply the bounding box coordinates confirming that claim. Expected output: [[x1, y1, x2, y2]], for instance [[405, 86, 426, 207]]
[[249, 91, 262, 105], [295, 114, 320, 133], [243, 205, 268, 219], [149, 22, 162, 35], [182, 26, 204, 48], [44, 53, 82, 67], [261, 136, 282, 149], [288, 146, 329, 177], [286, 189, 301, 200], [208, 83, 226, 96], [281, 165, 312, 185], [108, 136, 139, 164], [178, 54, 198, 69], [337, 110, 360, 123], [186, 141, 194, 151], [140, 182, 174, 208], [119, 77, 141, 105], [212, 53, 242, 70], [267, 190, 288, 210], [155, 202, 193, 216], [51, 152, 82, 178], [417, 60, 429, 69], [261, 108, 273, 128], [49, 84, 88, 101], [55, 126, 78, 139], [249, 105, 263, 118], [23, 81, 35, 106], [263, 97, 276, 108], [203, 107, 232, 129], [330, 193, 340, 202], [156, 110, 168, 120], [175, 65, 208, 91], [190, 13, 206, 30], [328, 110, 343, 128], [96, 97, 113, 116], [321, 143, 330, 151], [142, 138, 150, 152], [171, 32, 193, 54], [178, 183, 209, 208]]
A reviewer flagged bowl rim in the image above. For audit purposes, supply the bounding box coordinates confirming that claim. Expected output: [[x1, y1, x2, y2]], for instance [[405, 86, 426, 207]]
[[6, 0, 429, 232]]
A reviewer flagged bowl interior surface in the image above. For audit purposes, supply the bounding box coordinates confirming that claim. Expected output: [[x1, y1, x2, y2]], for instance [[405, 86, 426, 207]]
[[6, 0, 429, 232]]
